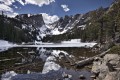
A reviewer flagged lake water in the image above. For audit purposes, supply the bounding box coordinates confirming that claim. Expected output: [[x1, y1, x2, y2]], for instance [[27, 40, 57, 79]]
[[0, 47, 99, 80]]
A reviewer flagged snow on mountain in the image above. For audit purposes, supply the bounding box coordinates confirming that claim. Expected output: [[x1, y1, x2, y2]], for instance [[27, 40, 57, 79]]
[[78, 24, 86, 30], [15, 13, 60, 40], [38, 25, 48, 39], [48, 14, 85, 35], [22, 24, 26, 29], [14, 13, 90, 41], [27, 14, 32, 17], [51, 27, 68, 35]]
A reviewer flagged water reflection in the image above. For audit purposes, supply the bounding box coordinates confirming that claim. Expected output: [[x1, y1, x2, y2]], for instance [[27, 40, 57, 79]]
[[0, 47, 98, 80]]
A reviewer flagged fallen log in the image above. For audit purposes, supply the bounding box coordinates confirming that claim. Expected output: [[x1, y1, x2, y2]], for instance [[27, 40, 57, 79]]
[[75, 49, 110, 67], [64, 55, 75, 66], [0, 57, 21, 62]]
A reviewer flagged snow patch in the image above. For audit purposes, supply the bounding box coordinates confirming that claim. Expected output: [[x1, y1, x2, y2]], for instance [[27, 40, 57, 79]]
[[52, 50, 68, 57], [36, 36, 41, 40], [78, 25, 86, 30], [51, 28, 67, 35], [22, 24, 26, 29], [38, 25, 49, 39], [27, 14, 31, 17], [62, 39, 81, 43], [40, 34, 46, 39], [1, 71, 17, 80]]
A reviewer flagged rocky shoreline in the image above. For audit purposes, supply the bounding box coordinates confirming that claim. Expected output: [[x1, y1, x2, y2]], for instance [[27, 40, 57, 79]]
[[91, 54, 120, 80]]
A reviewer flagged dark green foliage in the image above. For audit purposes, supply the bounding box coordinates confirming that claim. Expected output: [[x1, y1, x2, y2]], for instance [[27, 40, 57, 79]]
[[0, 14, 32, 43], [1, 0, 120, 44], [107, 46, 120, 54], [43, 7, 106, 43]]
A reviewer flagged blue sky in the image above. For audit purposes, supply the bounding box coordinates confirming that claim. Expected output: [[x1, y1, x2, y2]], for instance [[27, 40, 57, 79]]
[[0, 0, 114, 17]]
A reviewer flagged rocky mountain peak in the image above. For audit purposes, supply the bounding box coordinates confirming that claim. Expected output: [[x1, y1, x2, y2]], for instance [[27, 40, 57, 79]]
[[16, 14, 45, 28]]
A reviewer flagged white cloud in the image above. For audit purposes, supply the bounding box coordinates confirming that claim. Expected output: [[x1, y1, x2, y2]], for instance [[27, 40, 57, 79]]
[[16, 0, 25, 6], [0, 0, 55, 7], [0, 0, 56, 18], [0, 0, 19, 17], [41, 13, 59, 24], [61, 4, 70, 12], [0, 11, 18, 17], [0, 4, 13, 12], [25, 0, 55, 7], [0, 0, 15, 5], [16, 0, 55, 7]]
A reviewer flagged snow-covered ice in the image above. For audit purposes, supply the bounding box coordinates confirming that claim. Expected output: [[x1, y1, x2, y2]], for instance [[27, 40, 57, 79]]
[[0, 40, 14, 46], [18, 39, 97, 48], [61, 39, 81, 43], [0, 40, 16, 52], [18, 43, 97, 48]]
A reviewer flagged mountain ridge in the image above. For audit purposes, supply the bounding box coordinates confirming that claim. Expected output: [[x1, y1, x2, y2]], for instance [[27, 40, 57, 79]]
[[0, 0, 119, 45]]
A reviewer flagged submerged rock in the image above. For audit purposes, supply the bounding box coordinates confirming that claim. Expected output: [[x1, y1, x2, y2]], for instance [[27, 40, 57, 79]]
[[62, 72, 72, 79], [79, 75, 86, 79]]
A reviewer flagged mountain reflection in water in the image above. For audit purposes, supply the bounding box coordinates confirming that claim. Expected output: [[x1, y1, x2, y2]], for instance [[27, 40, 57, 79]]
[[0, 47, 99, 80]]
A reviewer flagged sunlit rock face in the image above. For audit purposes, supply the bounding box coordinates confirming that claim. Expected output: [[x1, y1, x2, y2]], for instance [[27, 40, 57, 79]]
[[15, 14, 48, 40], [16, 14, 45, 28]]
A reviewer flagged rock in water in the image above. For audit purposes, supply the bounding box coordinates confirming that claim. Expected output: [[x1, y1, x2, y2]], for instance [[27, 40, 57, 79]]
[[79, 75, 86, 79]]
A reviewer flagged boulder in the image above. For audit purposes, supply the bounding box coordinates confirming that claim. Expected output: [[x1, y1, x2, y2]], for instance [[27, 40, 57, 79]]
[[91, 54, 120, 80], [103, 72, 117, 80], [104, 54, 120, 66], [91, 57, 102, 74]]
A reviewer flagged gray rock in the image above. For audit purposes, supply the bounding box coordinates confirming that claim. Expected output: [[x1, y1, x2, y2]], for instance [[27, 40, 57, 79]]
[[104, 54, 120, 66], [104, 72, 117, 80], [91, 54, 120, 80], [91, 57, 102, 74]]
